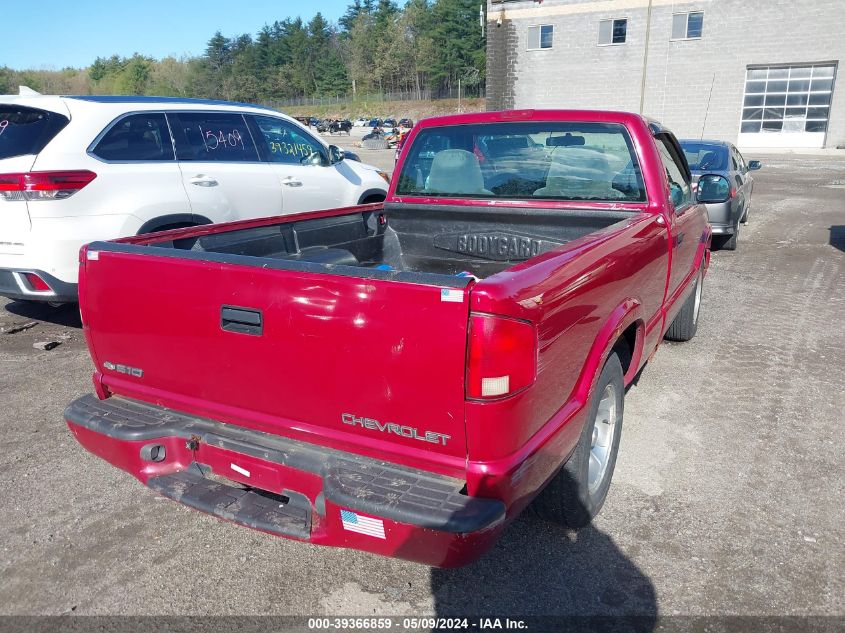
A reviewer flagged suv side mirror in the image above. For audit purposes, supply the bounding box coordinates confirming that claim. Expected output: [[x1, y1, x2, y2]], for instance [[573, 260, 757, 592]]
[[328, 145, 345, 165], [696, 174, 731, 203], [747, 160, 762, 171]]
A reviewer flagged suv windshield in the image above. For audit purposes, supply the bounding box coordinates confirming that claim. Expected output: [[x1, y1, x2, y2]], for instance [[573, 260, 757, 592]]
[[395, 121, 646, 202], [681, 142, 728, 171], [0, 105, 69, 160]]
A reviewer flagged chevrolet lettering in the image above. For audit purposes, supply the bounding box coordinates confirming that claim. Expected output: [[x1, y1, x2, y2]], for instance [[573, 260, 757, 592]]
[[341, 413, 451, 446]]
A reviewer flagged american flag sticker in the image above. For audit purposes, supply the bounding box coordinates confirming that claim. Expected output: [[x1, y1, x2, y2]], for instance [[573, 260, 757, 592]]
[[440, 288, 463, 303], [340, 509, 386, 539]]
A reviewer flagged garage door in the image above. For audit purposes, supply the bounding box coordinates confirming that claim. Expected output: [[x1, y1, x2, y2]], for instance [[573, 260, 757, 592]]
[[738, 64, 835, 149]]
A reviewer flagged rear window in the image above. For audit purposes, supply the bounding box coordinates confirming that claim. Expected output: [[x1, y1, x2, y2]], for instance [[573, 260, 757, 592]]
[[0, 105, 69, 160], [395, 121, 646, 202], [681, 142, 728, 171]]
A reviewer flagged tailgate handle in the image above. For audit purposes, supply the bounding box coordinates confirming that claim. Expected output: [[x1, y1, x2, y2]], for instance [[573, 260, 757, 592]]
[[221, 306, 263, 336]]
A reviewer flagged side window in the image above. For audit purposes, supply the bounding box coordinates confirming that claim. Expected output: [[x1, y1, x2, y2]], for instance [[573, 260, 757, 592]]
[[250, 116, 326, 165], [527, 25, 554, 50], [735, 148, 748, 173], [599, 18, 627, 45], [92, 113, 174, 161], [169, 112, 259, 162], [655, 136, 692, 211], [731, 150, 743, 188]]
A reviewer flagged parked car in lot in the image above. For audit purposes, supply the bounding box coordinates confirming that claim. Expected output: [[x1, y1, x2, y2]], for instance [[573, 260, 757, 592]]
[[0, 93, 389, 304], [680, 139, 761, 251], [367, 118, 383, 127], [383, 118, 397, 128], [353, 117, 369, 127], [398, 118, 414, 129], [328, 119, 352, 135], [66, 110, 710, 567]]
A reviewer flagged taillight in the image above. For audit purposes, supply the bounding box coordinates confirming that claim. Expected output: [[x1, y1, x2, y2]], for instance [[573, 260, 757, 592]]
[[0, 171, 97, 201], [466, 314, 537, 400]]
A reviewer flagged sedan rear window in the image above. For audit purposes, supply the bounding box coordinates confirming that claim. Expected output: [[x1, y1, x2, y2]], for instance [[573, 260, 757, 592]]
[[0, 105, 69, 160], [681, 142, 728, 171], [395, 122, 646, 202]]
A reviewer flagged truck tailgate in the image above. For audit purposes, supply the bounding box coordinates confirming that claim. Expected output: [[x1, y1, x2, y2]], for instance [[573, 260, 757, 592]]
[[80, 247, 472, 472]]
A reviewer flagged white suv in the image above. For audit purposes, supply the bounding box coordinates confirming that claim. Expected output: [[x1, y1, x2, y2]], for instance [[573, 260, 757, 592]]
[[0, 94, 389, 303]]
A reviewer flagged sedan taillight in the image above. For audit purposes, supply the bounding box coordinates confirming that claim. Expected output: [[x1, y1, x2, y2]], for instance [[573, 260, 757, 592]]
[[0, 171, 97, 201]]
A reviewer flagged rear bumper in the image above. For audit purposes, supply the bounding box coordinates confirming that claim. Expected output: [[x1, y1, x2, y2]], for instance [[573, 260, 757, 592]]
[[0, 268, 78, 303], [65, 394, 506, 567], [709, 223, 735, 235], [705, 201, 736, 234]]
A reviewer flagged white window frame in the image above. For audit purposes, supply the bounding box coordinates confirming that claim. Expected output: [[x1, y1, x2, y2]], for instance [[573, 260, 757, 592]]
[[598, 17, 628, 47], [671, 11, 704, 41], [527, 24, 554, 51]]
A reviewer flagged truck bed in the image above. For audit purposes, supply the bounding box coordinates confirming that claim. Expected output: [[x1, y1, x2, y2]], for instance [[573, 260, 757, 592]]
[[134, 203, 636, 280]]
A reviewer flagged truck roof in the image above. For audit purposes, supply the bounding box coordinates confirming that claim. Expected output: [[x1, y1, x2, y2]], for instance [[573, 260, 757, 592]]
[[413, 109, 652, 129]]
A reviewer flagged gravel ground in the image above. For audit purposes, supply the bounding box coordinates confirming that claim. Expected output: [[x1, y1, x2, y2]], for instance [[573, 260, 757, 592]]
[[0, 153, 842, 619]]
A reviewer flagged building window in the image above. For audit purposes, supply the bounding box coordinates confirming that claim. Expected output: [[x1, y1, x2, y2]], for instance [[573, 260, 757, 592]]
[[671, 11, 704, 40], [599, 18, 627, 46], [740, 64, 835, 134], [527, 24, 554, 50]]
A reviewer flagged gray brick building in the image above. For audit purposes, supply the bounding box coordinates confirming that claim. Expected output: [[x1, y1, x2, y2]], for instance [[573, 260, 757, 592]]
[[486, 0, 844, 149]]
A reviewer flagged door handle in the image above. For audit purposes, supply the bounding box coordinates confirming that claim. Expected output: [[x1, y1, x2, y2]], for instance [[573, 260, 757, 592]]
[[282, 177, 303, 187], [189, 175, 218, 187], [221, 306, 263, 336]]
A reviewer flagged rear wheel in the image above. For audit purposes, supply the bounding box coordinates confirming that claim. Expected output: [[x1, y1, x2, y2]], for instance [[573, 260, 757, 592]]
[[664, 267, 703, 342], [532, 352, 625, 528], [719, 229, 738, 251]]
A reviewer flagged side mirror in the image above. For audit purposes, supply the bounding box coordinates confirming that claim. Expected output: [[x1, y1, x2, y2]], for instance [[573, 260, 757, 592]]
[[696, 174, 731, 204], [328, 145, 345, 165], [747, 160, 762, 171]]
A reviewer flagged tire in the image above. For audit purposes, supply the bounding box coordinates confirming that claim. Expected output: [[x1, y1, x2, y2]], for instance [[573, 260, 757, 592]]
[[532, 352, 625, 528], [719, 229, 738, 251], [664, 267, 703, 342], [362, 138, 390, 150]]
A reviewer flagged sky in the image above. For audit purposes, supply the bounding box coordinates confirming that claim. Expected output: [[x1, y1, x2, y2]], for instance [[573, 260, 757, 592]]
[[2, 0, 352, 70]]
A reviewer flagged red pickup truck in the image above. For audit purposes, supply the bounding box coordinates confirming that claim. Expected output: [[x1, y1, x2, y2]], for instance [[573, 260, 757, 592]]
[[66, 110, 710, 567]]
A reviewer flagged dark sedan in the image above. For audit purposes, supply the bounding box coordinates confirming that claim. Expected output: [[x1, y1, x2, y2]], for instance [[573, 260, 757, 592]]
[[680, 140, 761, 250]]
